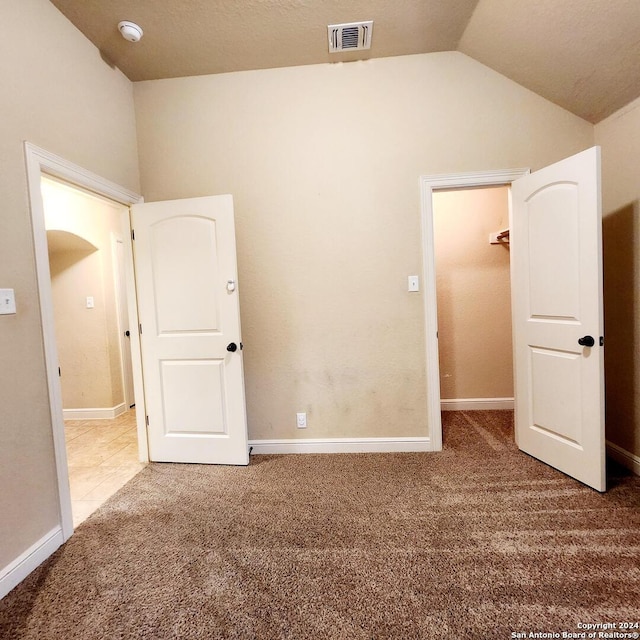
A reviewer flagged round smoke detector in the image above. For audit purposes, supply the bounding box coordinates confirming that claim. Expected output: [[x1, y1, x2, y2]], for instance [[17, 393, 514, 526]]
[[118, 21, 143, 43]]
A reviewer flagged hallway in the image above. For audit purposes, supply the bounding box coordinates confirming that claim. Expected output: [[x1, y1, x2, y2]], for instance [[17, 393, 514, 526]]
[[64, 410, 145, 526]]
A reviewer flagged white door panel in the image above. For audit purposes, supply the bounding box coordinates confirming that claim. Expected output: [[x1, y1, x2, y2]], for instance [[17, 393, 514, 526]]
[[132, 195, 248, 465], [512, 147, 605, 491]]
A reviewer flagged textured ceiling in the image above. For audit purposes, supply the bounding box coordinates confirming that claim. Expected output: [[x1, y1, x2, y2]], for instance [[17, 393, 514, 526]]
[[49, 0, 640, 123], [458, 0, 640, 124]]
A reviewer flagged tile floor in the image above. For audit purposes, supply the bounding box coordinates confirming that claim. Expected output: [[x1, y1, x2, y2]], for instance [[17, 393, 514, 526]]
[[64, 409, 146, 526]]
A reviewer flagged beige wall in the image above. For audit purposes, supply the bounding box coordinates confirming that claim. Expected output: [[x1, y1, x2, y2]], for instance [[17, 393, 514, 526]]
[[0, 0, 139, 570], [595, 97, 640, 459], [433, 187, 513, 400], [44, 178, 128, 411], [134, 52, 593, 442]]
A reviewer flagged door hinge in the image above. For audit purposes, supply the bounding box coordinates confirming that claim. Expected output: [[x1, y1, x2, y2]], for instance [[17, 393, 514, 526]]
[[146, 415, 149, 427], [131, 229, 135, 241], [139, 323, 143, 335], [58, 366, 61, 377]]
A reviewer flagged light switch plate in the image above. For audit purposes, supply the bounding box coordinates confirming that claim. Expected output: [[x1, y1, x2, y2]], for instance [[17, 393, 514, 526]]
[[0, 289, 17, 315]]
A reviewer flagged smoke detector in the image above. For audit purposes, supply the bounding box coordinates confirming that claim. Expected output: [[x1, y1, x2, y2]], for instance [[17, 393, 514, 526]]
[[328, 21, 373, 53], [118, 21, 143, 43]]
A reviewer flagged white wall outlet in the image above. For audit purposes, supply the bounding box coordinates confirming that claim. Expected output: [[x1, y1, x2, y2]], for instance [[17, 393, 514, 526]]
[[296, 412, 307, 429], [0, 289, 17, 315], [408, 275, 419, 292], [86, 296, 95, 309]]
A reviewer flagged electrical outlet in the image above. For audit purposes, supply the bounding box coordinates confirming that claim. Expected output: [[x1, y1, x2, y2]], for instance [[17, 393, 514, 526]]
[[296, 412, 307, 429]]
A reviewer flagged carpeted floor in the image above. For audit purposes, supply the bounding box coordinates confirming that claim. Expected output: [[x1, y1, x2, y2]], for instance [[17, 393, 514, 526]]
[[1, 411, 639, 639]]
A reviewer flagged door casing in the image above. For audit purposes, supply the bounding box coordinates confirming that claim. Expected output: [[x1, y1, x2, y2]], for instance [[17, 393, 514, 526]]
[[420, 168, 529, 451], [25, 142, 144, 542]]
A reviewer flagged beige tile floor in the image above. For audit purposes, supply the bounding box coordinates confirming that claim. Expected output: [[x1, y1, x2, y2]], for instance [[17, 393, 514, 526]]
[[64, 409, 146, 527]]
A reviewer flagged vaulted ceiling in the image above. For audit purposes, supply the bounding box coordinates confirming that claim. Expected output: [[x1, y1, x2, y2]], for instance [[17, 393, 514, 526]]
[[49, 0, 640, 123]]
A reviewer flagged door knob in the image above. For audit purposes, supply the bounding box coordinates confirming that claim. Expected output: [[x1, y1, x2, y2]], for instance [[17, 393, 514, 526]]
[[125, 330, 130, 337], [226, 342, 238, 352], [578, 335, 595, 347]]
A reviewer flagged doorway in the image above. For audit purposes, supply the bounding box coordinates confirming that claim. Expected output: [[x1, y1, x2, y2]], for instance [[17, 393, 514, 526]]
[[43, 177, 133, 419], [421, 150, 606, 492], [432, 186, 514, 412], [41, 176, 143, 526], [25, 142, 145, 541], [420, 168, 529, 451]]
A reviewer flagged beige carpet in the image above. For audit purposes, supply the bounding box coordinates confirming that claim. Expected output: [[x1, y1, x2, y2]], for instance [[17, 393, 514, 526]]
[[1, 411, 639, 639]]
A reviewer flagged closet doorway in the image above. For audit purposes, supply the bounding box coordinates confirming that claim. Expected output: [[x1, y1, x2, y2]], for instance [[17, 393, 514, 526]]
[[422, 151, 606, 492], [420, 167, 529, 451], [432, 186, 514, 413]]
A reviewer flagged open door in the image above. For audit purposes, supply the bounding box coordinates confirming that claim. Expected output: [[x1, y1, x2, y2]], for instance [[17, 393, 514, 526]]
[[131, 195, 249, 465], [511, 147, 605, 491]]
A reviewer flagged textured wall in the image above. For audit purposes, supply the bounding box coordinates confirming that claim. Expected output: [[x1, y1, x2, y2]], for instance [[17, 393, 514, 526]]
[[0, 0, 139, 571], [134, 52, 593, 442], [433, 187, 513, 400], [595, 97, 640, 460]]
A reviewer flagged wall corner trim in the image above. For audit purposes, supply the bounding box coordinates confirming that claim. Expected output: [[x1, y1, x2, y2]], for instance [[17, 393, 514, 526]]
[[248, 436, 433, 455], [606, 440, 640, 476], [0, 528, 64, 600]]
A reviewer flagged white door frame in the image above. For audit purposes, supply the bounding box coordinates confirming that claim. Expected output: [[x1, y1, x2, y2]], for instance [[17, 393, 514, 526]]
[[24, 142, 145, 541], [420, 168, 529, 450]]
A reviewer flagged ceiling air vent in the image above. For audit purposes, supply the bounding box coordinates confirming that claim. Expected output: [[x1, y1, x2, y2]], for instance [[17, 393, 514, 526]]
[[328, 21, 373, 53]]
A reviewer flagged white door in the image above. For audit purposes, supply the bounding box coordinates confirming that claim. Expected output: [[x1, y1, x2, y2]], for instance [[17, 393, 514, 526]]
[[511, 146, 605, 491], [131, 195, 249, 465]]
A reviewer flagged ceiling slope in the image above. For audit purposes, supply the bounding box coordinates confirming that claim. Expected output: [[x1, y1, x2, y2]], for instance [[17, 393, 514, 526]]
[[459, 0, 640, 123], [49, 0, 478, 80], [48, 0, 640, 123]]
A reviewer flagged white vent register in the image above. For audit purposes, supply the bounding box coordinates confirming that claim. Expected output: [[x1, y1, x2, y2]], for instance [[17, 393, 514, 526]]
[[328, 21, 373, 53]]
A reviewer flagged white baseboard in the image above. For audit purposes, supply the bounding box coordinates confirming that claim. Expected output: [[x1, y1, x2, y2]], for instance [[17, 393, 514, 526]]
[[441, 397, 514, 411], [0, 527, 63, 600], [606, 440, 640, 476], [63, 402, 127, 421], [248, 436, 433, 455]]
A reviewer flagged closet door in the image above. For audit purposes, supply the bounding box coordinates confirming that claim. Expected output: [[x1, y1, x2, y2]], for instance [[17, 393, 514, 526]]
[[511, 146, 605, 491]]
